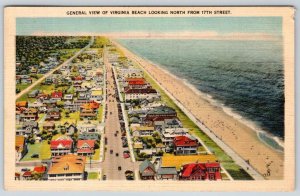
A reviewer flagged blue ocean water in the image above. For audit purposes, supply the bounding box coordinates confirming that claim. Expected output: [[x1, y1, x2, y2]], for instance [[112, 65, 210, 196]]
[[119, 39, 284, 151]]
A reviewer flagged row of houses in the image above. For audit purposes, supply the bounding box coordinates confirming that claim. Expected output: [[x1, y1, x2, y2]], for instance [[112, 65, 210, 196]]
[[115, 61, 222, 181]]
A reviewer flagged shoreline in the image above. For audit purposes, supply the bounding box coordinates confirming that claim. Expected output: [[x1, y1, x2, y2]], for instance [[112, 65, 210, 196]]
[[113, 40, 284, 180]]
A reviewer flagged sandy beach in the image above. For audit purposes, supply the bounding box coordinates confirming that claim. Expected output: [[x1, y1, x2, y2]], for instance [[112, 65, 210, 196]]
[[113, 40, 284, 180]]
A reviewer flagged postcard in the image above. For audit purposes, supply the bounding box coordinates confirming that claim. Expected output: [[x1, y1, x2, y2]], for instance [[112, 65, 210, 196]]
[[4, 6, 295, 191]]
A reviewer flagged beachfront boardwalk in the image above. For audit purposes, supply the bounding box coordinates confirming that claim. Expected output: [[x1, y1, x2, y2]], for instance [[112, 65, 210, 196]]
[[112, 40, 265, 181]]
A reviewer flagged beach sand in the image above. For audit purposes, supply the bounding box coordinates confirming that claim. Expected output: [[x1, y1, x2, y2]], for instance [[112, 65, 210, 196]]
[[113, 40, 284, 180]]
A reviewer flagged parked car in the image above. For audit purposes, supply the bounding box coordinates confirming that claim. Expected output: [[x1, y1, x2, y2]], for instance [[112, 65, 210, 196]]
[[116, 153, 119, 157], [110, 149, 113, 154], [102, 175, 107, 180], [125, 170, 134, 180], [123, 153, 130, 159], [118, 166, 122, 171], [31, 154, 39, 158]]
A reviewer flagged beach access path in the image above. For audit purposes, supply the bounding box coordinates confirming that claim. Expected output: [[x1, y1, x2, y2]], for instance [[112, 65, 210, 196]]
[[112, 40, 268, 181], [16, 36, 94, 100]]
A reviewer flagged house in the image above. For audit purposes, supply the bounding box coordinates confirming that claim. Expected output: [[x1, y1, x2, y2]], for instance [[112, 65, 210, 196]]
[[43, 121, 55, 131], [33, 165, 47, 175], [80, 109, 97, 120], [15, 136, 27, 162], [16, 101, 28, 108], [28, 90, 39, 98], [90, 89, 103, 102], [65, 124, 77, 135], [154, 118, 183, 133], [20, 108, 38, 122], [21, 121, 39, 135], [77, 121, 99, 134], [133, 142, 144, 150], [173, 135, 198, 155], [161, 128, 189, 146], [78, 133, 100, 141], [139, 159, 156, 180], [132, 125, 155, 137], [19, 75, 32, 84], [80, 101, 100, 111], [28, 100, 44, 108], [51, 91, 63, 101], [64, 101, 76, 112], [73, 100, 90, 111], [156, 167, 178, 180], [77, 140, 95, 156], [63, 94, 74, 101], [45, 108, 61, 121], [50, 136, 73, 157], [78, 92, 90, 100], [124, 88, 159, 101], [22, 171, 33, 180], [125, 78, 146, 85], [179, 162, 222, 181], [144, 106, 177, 124], [47, 154, 86, 181]]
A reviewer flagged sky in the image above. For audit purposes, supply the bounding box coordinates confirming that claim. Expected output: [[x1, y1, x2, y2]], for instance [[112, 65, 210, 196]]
[[16, 17, 282, 39]]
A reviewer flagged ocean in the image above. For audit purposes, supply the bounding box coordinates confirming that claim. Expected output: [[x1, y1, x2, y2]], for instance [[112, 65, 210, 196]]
[[118, 39, 284, 152]]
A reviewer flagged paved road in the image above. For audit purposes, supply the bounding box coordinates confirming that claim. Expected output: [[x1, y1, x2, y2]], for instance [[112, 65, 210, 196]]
[[100, 49, 136, 180], [16, 36, 94, 100]]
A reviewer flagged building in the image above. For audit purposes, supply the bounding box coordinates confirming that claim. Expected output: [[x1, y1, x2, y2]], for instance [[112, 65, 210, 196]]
[[45, 108, 61, 121], [77, 121, 100, 134], [50, 136, 73, 157], [139, 159, 156, 180], [28, 90, 40, 98], [124, 88, 159, 101], [20, 108, 38, 122], [77, 140, 95, 156], [51, 91, 63, 101], [90, 89, 103, 102], [161, 128, 189, 146], [15, 135, 27, 161], [43, 121, 55, 131], [80, 109, 97, 120], [173, 135, 198, 155], [156, 167, 178, 180], [131, 125, 155, 137], [47, 154, 86, 181], [179, 162, 222, 181], [144, 106, 177, 123]]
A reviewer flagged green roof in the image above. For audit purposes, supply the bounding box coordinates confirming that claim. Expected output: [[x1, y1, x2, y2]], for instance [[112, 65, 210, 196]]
[[139, 159, 155, 174], [148, 106, 176, 115], [157, 167, 177, 175]]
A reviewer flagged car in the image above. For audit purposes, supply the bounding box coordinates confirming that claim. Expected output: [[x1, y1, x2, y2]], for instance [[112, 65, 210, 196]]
[[123, 153, 130, 159], [125, 170, 134, 180], [102, 175, 107, 180], [118, 166, 122, 171], [116, 153, 119, 157], [110, 149, 113, 154], [31, 153, 39, 158], [114, 133, 117, 137]]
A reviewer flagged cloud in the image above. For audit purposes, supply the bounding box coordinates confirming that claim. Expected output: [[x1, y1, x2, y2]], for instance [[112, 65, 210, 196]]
[[30, 31, 281, 41]]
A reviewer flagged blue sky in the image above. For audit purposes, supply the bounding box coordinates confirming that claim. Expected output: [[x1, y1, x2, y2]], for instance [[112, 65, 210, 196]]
[[16, 17, 282, 36]]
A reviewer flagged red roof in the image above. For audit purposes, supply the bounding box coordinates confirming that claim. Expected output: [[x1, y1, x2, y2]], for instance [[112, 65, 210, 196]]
[[77, 140, 95, 149], [74, 75, 84, 81], [126, 78, 146, 85], [181, 162, 221, 179], [125, 88, 157, 94], [51, 91, 63, 98], [50, 140, 73, 149], [33, 165, 47, 173], [174, 136, 198, 147], [23, 171, 32, 177]]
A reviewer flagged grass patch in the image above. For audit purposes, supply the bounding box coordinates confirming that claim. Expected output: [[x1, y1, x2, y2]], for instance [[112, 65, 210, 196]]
[[21, 141, 51, 161], [86, 149, 100, 161], [87, 172, 99, 180]]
